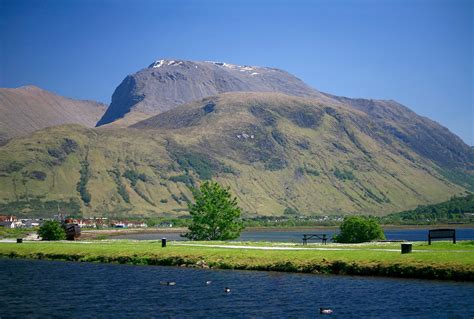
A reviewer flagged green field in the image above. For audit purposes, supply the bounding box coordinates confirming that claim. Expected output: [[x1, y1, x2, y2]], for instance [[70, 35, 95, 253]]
[[0, 240, 472, 281]]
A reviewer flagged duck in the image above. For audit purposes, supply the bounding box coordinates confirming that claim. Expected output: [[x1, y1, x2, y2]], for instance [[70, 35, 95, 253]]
[[206, 281, 212, 285], [320, 308, 333, 315], [160, 281, 176, 286], [224, 287, 231, 293]]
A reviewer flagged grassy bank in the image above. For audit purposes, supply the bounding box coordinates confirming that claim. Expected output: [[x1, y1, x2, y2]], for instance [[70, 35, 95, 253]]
[[0, 240, 473, 281], [0, 227, 37, 239]]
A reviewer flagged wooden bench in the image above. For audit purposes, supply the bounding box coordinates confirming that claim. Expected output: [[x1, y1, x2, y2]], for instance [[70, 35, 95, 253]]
[[428, 229, 456, 245], [302, 234, 328, 245]]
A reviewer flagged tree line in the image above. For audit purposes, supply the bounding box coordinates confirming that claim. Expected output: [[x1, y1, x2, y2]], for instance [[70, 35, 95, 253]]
[[380, 193, 474, 224]]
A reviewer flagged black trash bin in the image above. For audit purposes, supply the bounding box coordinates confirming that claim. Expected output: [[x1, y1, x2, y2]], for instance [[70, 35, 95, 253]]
[[401, 243, 412, 254], [162, 238, 167, 248]]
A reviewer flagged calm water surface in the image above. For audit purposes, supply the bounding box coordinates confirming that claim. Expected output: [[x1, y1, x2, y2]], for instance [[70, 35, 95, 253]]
[[114, 228, 474, 242], [0, 258, 473, 318]]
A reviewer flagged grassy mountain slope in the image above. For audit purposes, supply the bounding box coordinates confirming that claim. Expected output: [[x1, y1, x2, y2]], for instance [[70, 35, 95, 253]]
[[0, 86, 107, 144], [326, 94, 474, 170], [0, 93, 470, 218]]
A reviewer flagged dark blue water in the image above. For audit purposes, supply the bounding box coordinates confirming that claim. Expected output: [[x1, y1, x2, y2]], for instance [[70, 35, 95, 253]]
[[0, 258, 473, 318], [114, 228, 474, 242]]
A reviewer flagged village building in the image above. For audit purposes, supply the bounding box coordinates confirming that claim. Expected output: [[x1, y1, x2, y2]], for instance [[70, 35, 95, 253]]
[[0, 215, 22, 228]]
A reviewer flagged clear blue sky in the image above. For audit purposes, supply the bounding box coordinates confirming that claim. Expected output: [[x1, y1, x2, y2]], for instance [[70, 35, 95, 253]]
[[1, 0, 472, 144]]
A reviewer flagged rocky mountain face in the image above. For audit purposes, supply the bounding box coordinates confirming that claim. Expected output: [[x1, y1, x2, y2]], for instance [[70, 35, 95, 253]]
[[0, 92, 472, 218], [0, 86, 107, 144], [96, 59, 333, 126], [0, 60, 473, 218]]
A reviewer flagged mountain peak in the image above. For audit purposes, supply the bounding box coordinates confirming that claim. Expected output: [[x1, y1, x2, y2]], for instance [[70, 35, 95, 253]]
[[97, 59, 321, 126], [148, 59, 263, 74], [204, 60, 262, 73], [148, 59, 186, 68], [13, 85, 43, 91]]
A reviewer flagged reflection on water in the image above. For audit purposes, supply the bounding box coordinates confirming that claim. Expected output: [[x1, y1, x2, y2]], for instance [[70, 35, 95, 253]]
[[113, 228, 474, 242], [1, 258, 473, 318]]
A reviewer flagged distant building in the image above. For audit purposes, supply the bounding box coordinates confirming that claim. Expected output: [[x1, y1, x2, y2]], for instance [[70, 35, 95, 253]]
[[21, 219, 41, 228], [0, 215, 22, 228], [64, 218, 107, 229], [158, 222, 173, 228], [0, 215, 17, 222], [111, 220, 148, 228], [0, 221, 14, 228]]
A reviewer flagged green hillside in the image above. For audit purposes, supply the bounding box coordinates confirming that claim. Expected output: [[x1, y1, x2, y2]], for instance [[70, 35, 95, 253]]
[[0, 93, 471, 218], [382, 194, 474, 224]]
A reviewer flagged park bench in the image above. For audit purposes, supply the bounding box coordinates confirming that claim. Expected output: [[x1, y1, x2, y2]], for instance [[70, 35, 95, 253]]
[[428, 228, 456, 245], [302, 234, 328, 245]]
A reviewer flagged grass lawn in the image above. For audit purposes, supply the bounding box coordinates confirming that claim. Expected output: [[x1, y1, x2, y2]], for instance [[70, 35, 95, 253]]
[[0, 240, 473, 280], [0, 227, 37, 239]]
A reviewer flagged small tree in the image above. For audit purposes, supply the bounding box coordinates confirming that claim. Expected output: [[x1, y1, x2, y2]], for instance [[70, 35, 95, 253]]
[[334, 216, 385, 243], [38, 220, 66, 241], [184, 181, 244, 240]]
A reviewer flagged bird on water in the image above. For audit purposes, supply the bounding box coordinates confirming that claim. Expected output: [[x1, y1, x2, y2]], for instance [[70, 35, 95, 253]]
[[160, 281, 176, 286], [224, 287, 231, 293], [320, 308, 333, 314]]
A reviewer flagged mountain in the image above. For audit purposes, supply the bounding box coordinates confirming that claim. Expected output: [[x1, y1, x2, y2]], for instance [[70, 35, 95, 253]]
[[1, 60, 473, 218], [0, 86, 107, 144], [1, 92, 472, 218], [98, 59, 474, 172], [96, 59, 335, 126]]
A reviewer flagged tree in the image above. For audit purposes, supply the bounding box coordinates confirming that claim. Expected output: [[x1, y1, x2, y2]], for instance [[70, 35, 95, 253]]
[[334, 216, 385, 243], [38, 220, 66, 241], [184, 181, 244, 240]]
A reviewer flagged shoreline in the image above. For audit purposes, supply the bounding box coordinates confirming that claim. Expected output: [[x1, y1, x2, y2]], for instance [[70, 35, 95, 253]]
[[1, 240, 472, 281]]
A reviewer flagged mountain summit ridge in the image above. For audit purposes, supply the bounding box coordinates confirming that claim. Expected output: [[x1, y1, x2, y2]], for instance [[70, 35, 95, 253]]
[[96, 59, 329, 126]]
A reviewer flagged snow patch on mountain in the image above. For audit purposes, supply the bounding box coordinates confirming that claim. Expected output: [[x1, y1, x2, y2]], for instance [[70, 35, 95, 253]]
[[150, 59, 184, 68]]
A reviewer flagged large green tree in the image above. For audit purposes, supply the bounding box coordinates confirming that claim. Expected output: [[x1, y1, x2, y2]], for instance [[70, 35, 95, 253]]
[[185, 181, 244, 240], [334, 216, 385, 243], [38, 220, 66, 241]]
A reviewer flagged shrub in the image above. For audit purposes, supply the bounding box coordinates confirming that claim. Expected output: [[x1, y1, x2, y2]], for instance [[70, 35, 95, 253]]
[[334, 168, 354, 181], [334, 216, 385, 243], [123, 170, 147, 187], [264, 157, 287, 170], [169, 174, 194, 188], [29, 171, 47, 181], [38, 220, 66, 241], [108, 168, 130, 203], [77, 161, 91, 204], [283, 207, 299, 216]]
